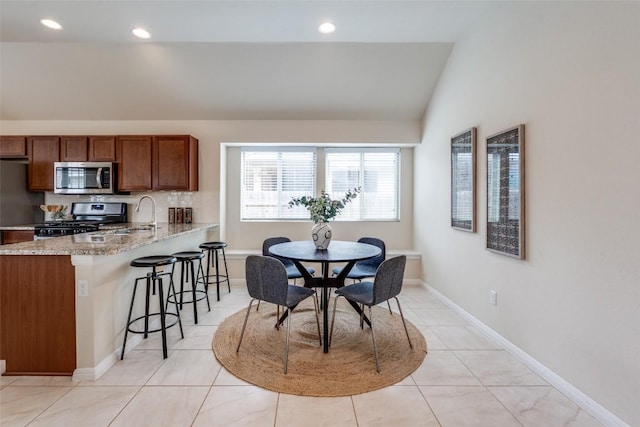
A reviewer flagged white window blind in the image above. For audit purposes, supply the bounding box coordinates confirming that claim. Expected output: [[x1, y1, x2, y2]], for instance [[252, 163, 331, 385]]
[[241, 148, 316, 220], [325, 148, 400, 221]]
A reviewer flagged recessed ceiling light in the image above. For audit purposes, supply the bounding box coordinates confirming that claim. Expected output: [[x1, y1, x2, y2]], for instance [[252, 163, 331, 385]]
[[132, 28, 151, 39], [318, 22, 336, 34], [40, 19, 62, 30]]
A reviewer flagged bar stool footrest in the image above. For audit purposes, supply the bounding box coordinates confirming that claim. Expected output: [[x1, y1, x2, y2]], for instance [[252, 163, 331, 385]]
[[167, 290, 210, 306], [197, 274, 229, 284], [125, 312, 182, 335]]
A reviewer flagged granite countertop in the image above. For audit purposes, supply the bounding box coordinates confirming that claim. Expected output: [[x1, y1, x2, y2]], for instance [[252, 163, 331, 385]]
[[0, 223, 218, 256], [0, 224, 38, 231]]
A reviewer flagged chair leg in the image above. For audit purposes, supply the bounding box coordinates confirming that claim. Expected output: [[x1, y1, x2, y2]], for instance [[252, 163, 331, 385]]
[[168, 271, 184, 339], [214, 249, 221, 301], [189, 260, 199, 324], [394, 296, 413, 349], [202, 249, 210, 293], [157, 277, 168, 359], [196, 259, 210, 312], [221, 247, 230, 293], [369, 305, 380, 373], [312, 292, 322, 346], [329, 295, 340, 346], [387, 300, 393, 314], [120, 277, 141, 360], [284, 306, 292, 374], [236, 299, 255, 352]]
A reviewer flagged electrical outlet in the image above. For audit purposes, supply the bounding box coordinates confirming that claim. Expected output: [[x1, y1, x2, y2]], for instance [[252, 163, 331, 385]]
[[78, 280, 89, 297], [489, 290, 497, 306]]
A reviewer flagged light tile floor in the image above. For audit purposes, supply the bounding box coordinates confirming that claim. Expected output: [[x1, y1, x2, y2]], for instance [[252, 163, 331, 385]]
[[1, 283, 603, 427]]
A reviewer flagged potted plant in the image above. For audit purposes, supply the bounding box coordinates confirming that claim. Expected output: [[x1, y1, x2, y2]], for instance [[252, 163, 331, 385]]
[[289, 187, 360, 249]]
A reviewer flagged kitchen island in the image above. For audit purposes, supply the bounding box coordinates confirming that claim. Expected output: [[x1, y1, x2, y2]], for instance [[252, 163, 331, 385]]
[[0, 223, 218, 379]]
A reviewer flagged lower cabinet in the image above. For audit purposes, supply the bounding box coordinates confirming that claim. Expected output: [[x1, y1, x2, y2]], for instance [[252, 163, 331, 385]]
[[0, 255, 76, 375], [1, 230, 35, 245]]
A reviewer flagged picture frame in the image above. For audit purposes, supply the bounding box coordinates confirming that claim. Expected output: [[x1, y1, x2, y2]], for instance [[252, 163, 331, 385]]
[[451, 127, 477, 232], [486, 124, 525, 259]]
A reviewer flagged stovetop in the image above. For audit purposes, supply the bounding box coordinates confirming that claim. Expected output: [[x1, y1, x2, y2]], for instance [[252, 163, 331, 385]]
[[34, 202, 127, 237], [39, 220, 104, 228]]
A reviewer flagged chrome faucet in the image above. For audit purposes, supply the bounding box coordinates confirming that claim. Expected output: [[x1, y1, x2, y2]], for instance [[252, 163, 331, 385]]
[[134, 195, 156, 228]]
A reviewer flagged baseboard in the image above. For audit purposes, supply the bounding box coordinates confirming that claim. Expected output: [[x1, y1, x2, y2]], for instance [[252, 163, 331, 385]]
[[72, 354, 116, 382], [422, 281, 629, 427], [72, 334, 144, 382]]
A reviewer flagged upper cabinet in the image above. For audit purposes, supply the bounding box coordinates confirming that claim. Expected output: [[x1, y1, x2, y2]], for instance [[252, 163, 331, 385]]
[[0, 136, 27, 158], [28, 136, 60, 191], [1, 133, 197, 192], [117, 135, 198, 192], [153, 135, 199, 191], [60, 136, 116, 162], [88, 136, 116, 161], [117, 135, 153, 192], [60, 136, 88, 161]]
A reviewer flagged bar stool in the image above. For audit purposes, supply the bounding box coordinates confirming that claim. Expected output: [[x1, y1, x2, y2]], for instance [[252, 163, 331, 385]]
[[168, 251, 210, 324], [198, 241, 230, 301], [120, 255, 184, 360]]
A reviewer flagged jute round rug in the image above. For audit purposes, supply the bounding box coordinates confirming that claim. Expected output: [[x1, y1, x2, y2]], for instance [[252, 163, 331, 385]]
[[212, 298, 427, 397]]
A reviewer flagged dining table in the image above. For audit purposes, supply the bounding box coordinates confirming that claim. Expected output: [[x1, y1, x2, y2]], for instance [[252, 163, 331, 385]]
[[269, 240, 382, 353]]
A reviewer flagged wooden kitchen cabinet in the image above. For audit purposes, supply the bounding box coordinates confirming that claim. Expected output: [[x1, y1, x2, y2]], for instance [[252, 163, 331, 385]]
[[60, 136, 116, 162], [60, 136, 88, 161], [117, 134, 198, 192], [116, 135, 153, 191], [1, 230, 35, 244], [0, 136, 27, 158], [153, 135, 199, 191], [0, 255, 76, 375], [16, 133, 197, 192], [28, 136, 60, 191], [88, 136, 116, 161]]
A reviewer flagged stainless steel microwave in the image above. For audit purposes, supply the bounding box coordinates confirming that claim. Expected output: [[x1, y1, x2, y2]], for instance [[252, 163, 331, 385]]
[[54, 162, 115, 194]]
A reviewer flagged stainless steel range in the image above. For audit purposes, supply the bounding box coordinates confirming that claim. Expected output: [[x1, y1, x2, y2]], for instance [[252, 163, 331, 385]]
[[34, 202, 127, 239]]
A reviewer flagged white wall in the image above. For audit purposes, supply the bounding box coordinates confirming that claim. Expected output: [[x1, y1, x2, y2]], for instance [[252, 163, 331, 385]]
[[415, 2, 640, 425]]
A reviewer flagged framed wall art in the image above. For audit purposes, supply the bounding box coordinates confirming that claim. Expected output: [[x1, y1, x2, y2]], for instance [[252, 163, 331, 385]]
[[486, 124, 525, 259], [451, 127, 476, 232]]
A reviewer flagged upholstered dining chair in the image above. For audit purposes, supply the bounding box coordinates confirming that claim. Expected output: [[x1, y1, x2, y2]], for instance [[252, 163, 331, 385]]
[[330, 255, 412, 372], [263, 236, 315, 282], [237, 255, 321, 374], [332, 237, 392, 313], [260, 237, 317, 314], [331, 237, 385, 281]]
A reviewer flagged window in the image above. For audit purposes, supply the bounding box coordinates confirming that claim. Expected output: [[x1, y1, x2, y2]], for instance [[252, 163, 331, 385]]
[[241, 147, 400, 221], [325, 148, 400, 221], [241, 148, 316, 220]]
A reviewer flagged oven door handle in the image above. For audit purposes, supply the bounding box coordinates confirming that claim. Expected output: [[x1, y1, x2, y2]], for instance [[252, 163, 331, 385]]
[[96, 168, 103, 189]]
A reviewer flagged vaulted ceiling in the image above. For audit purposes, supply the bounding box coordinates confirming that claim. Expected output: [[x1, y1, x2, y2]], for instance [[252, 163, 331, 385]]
[[0, 1, 504, 121]]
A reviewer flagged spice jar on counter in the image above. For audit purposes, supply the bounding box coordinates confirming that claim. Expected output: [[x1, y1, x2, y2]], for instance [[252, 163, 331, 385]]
[[185, 207, 193, 224]]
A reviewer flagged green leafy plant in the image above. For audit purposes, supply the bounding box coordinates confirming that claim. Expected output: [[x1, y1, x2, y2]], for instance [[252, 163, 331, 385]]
[[289, 188, 360, 223]]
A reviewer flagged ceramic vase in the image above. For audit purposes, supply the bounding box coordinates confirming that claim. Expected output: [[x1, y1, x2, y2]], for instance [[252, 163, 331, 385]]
[[312, 222, 332, 250]]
